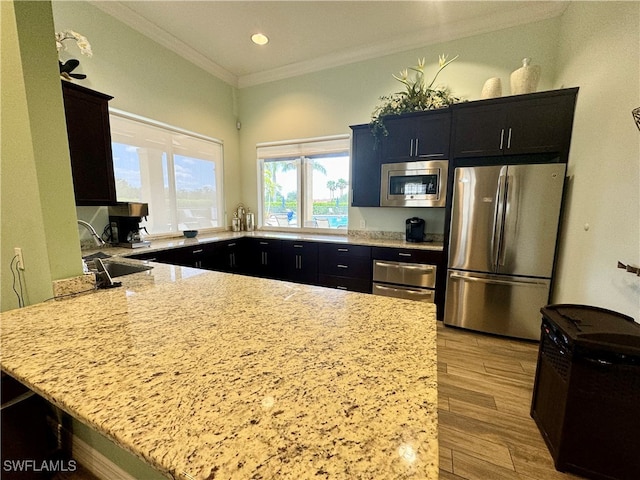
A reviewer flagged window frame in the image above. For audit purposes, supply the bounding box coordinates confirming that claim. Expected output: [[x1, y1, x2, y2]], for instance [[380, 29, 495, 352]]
[[109, 109, 225, 238], [256, 135, 350, 234]]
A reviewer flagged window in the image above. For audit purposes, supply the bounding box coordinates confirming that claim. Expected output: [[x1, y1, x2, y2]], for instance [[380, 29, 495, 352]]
[[257, 136, 350, 230], [110, 112, 224, 236]]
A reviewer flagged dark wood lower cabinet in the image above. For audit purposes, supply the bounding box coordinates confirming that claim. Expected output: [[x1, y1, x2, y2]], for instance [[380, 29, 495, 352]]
[[281, 240, 319, 285], [211, 239, 246, 272], [245, 238, 282, 278], [317, 243, 372, 293], [130, 238, 445, 299]]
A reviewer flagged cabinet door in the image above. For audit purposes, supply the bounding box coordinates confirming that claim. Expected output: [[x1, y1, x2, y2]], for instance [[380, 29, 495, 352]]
[[282, 241, 318, 284], [505, 96, 575, 155], [453, 89, 578, 158], [452, 104, 507, 157], [61, 81, 117, 205], [382, 116, 415, 161], [350, 125, 380, 207], [383, 111, 451, 161], [414, 113, 451, 159], [210, 240, 245, 272], [247, 239, 282, 278]]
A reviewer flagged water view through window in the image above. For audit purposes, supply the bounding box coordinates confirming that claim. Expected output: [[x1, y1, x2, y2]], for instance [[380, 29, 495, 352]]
[[261, 152, 349, 229]]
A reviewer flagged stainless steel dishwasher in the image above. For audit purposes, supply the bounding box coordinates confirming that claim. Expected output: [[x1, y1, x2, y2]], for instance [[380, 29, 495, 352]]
[[372, 259, 436, 302]]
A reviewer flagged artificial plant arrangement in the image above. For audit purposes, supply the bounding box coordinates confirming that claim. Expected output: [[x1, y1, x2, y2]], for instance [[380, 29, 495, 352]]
[[55, 29, 92, 80], [370, 54, 462, 144]]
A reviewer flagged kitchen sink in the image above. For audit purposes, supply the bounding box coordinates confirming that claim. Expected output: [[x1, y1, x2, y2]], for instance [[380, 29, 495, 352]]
[[94, 260, 153, 278]]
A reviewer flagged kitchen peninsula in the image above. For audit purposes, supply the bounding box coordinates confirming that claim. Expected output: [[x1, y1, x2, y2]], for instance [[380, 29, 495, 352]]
[[1, 261, 438, 479]]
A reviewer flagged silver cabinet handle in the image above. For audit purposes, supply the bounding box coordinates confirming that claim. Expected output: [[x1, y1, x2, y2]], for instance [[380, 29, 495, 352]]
[[375, 261, 434, 272], [337, 248, 349, 252], [192, 249, 203, 254], [409, 138, 414, 156], [398, 253, 412, 257], [336, 286, 348, 290], [375, 284, 434, 297], [293, 244, 303, 248], [337, 264, 348, 269], [228, 243, 236, 247], [259, 241, 268, 245], [507, 128, 512, 149], [499, 128, 505, 150], [415, 138, 419, 155]]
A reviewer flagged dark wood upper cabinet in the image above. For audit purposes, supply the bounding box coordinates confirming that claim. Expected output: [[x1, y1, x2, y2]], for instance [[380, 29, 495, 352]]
[[350, 124, 380, 207], [382, 110, 451, 162], [61, 81, 117, 206], [350, 110, 451, 208], [452, 88, 578, 158]]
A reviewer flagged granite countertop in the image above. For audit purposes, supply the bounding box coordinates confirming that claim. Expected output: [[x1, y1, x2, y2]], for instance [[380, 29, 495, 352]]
[[1, 262, 438, 479], [92, 230, 444, 258]]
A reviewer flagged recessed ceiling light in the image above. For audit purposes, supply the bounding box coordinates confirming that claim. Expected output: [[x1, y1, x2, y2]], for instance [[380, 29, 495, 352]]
[[251, 33, 269, 46]]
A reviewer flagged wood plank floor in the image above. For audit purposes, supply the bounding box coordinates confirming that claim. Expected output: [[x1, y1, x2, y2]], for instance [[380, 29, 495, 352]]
[[437, 321, 585, 480]]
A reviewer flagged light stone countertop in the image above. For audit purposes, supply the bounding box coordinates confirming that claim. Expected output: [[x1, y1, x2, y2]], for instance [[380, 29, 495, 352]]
[[1, 262, 438, 479], [89, 230, 444, 258]]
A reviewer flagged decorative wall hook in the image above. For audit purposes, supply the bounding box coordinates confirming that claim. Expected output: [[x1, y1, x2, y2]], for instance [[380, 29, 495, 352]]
[[617, 261, 640, 276], [633, 107, 640, 131]]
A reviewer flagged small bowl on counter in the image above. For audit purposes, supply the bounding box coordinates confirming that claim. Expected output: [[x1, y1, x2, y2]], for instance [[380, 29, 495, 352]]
[[183, 230, 198, 238]]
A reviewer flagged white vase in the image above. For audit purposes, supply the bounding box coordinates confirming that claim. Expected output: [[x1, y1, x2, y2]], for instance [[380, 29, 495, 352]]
[[481, 77, 502, 99], [510, 58, 541, 95]]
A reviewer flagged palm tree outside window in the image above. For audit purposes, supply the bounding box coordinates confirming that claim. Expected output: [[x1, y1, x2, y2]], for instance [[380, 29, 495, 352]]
[[257, 136, 350, 230]]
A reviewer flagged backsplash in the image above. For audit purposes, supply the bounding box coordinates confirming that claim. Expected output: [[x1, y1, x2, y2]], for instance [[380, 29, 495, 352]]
[[349, 229, 444, 243]]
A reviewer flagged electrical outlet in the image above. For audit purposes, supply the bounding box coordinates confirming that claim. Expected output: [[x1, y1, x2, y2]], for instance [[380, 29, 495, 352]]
[[14, 247, 24, 270], [359, 219, 366, 229]]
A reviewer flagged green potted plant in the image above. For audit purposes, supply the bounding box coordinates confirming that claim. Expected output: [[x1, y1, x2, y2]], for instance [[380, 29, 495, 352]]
[[370, 54, 462, 145]]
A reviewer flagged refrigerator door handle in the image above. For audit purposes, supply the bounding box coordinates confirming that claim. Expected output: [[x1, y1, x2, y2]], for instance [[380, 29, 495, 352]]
[[492, 170, 508, 270], [498, 173, 514, 267], [449, 272, 547, 287]]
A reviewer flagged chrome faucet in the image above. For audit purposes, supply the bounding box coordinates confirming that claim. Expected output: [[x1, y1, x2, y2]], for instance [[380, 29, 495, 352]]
[[77, 220, 106, 247]]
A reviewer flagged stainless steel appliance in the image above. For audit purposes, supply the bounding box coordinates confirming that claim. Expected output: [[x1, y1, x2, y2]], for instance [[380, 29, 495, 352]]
[[380, 160, 447, 207], [406, 217, 425, 242], [372, 260, 436, 303], [444, 163, 566, 340], [108, 202, 151, 248]]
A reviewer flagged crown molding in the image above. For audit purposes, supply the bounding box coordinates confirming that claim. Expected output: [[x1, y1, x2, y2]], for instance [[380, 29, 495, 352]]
[[89, 1, 567, 90], [89, 1, 238, 87], [238, 2, 568, 88]]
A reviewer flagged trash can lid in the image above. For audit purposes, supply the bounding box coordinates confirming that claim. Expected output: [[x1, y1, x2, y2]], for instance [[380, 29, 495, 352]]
[[541, 304, 640, 356]]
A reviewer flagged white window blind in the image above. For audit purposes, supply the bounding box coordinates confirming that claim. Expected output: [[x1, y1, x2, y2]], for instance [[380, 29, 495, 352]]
[[110, 112, 224, 236]]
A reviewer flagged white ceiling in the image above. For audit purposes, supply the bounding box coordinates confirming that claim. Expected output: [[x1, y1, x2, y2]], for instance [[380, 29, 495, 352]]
[[90, 1, 568, 88]]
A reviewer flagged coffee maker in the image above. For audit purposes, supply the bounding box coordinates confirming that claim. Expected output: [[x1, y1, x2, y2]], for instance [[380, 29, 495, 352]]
[[108, 202, 151, 248]]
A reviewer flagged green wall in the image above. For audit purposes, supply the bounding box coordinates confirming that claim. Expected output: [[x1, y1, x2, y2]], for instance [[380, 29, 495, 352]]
[[238, 17, 561, 233], [552, 1, 640, 318], [1, 0, 82, 311], [51, 1, 242, 228]]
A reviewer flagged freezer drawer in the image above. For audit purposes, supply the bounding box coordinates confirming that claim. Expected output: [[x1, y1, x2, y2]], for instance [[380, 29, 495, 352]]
[[373, 282, 435, 303], [373, 260, 436, 288], [444, 270, 551, 340]]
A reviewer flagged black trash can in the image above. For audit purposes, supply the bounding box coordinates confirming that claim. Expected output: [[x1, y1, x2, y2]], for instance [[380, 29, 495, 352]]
[[531, 304, 640, 480]]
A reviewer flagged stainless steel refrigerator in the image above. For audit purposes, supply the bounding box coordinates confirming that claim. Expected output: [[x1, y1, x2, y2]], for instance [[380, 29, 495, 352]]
[[444, 163, 566, 340]]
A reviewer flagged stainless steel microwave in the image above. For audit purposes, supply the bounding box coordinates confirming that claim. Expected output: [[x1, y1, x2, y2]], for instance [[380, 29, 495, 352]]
[[380, 160, 448, 207]]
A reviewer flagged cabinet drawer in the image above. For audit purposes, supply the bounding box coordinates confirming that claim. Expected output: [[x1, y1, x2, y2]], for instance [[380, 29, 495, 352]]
[[318, 275, 371, 294], [373, 260, 436, 288], [319, 255, 371, 278], [319, 243, 371, 260], [371, 246, 443, 265]]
